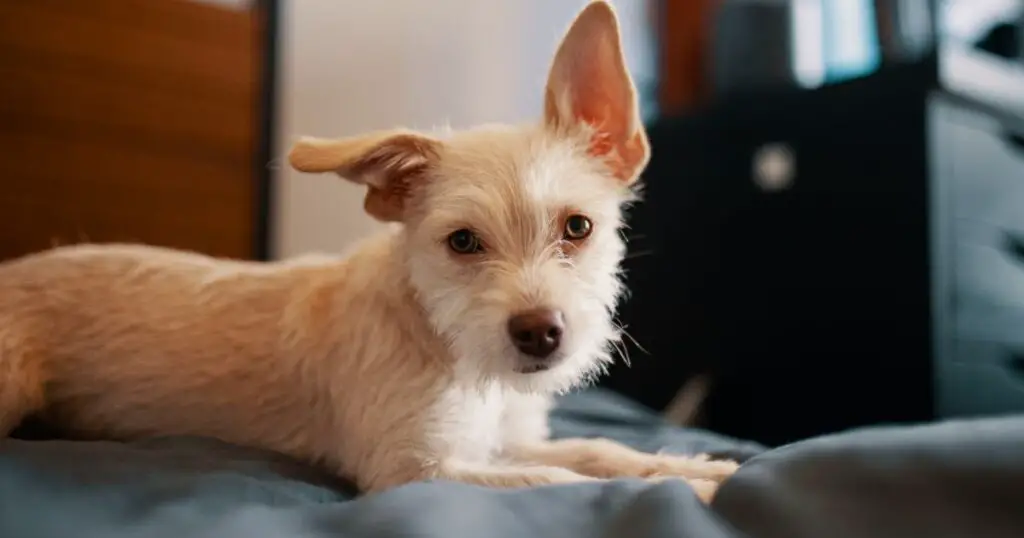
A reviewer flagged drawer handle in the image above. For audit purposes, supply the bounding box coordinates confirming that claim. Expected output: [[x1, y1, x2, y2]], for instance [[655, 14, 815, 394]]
[[1006, 352, 1024, 378], [1001, 231, 1024, 265], [1004, 131, 1024, 156]]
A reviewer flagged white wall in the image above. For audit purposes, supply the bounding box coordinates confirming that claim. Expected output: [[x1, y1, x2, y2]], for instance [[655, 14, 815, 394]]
[[271, 0, 655, 259]]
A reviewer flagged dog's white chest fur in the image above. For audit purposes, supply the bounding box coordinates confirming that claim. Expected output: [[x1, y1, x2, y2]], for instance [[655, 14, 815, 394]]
[[429, 383, 506, 463]]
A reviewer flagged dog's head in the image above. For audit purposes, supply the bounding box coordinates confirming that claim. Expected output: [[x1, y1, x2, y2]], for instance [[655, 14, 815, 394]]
[[289, 1, 648, 394]]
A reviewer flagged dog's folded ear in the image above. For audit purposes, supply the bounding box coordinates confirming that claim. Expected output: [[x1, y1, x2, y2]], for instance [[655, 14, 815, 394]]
[[288, 130, 441, 222], [544, 0, 649, 185]]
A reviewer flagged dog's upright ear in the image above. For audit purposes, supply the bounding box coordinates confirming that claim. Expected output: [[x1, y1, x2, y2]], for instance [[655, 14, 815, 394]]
[[544, 0, 649, 184], [288, 130, 441, 222]]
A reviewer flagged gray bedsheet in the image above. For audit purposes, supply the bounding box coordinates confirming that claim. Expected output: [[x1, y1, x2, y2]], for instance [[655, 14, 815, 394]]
[[2, 389, 1022, 538]]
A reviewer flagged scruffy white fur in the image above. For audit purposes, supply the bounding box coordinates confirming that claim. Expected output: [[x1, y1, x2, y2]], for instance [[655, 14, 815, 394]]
[[0, 1, 736, 501]]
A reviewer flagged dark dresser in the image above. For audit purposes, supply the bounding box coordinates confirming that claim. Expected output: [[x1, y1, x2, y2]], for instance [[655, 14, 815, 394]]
[[603, 48, 1024, 446], [931, 30, 1024, 418]]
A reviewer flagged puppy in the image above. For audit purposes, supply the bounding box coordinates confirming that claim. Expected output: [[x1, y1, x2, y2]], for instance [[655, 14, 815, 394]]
[[0, 1, 737, 501]]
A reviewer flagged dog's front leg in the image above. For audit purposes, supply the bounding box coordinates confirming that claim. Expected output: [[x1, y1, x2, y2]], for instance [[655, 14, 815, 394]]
[[506, 438, 738, 501], [434, 460, 600, 489]]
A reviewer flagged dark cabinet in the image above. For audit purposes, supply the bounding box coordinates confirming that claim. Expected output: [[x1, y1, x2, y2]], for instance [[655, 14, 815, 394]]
[[931, 94, 1024, 420], [604, 62, 1024, 446]]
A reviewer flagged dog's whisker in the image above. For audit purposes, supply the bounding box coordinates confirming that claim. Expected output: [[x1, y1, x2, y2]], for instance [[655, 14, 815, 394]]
[[621, 329, 647, 357], [613, 319, 647, 354], [609, 337, 630, 368], [623, 250, 653, 261], [605, 321, 631, 367]]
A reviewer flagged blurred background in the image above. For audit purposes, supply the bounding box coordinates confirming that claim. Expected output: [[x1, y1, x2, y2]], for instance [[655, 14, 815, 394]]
[[0, 0, 1022, 447]]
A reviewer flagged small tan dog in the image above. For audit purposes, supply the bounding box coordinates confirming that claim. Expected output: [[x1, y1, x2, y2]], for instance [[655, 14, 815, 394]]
[[0, 1, 736, 501]]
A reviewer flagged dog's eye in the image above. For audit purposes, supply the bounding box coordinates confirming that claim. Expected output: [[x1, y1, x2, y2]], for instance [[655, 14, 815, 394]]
[[447, 229, 483, 254], [563, 214, 593, 241]]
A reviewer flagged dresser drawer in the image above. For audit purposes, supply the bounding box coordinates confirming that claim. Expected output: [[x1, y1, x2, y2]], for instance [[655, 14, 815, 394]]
[[936, 338, 1024, 418], [951, 217, 1024, 339], [954, 299, 1024, 347], [954, 219, 1024, 299], [939, 99, 1024, 233]]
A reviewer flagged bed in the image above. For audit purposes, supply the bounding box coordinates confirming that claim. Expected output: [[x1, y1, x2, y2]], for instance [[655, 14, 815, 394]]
[[3, 388, 1022, 538]]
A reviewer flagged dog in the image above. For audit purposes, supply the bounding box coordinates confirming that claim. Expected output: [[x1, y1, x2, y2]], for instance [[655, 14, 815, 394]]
[[0, 1, 737, 501]]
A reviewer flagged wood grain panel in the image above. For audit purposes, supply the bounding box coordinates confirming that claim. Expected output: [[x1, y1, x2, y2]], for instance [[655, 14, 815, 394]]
[[0, 2, 252, 101], [0, 0, 262, 261], [656, 0, 719, 116]]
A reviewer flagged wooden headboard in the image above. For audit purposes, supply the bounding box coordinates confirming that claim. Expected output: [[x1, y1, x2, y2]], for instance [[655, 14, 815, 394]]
[[0, 0, 272, 261], [654, 0, 718, 116]]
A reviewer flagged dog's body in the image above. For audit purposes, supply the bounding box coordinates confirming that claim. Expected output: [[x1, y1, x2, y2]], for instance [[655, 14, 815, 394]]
[[0, 237, 554, 490], [0, 1, 736, 500]]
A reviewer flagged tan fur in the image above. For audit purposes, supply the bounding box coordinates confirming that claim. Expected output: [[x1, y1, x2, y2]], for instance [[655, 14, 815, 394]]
[[0, 0, 736, 503]]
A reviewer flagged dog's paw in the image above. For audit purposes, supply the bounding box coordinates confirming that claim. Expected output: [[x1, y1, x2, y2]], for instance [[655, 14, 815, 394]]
[[685, 478, 720, 504], [646, 475, 720, 504], [642, 453, 740, 483]]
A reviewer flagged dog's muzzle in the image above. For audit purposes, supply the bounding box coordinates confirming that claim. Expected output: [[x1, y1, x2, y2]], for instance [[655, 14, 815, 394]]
[[507, 308, 564, 372]]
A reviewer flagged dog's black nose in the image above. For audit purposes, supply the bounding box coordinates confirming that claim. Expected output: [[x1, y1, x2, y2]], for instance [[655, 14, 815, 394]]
[[507, 308, 564, 359]]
